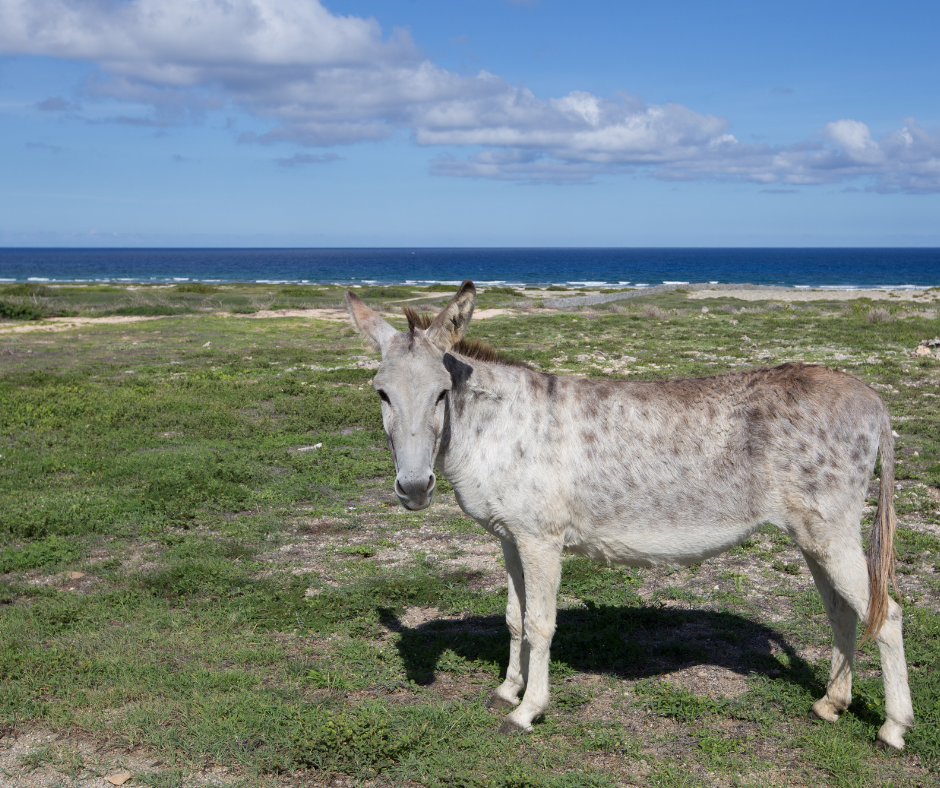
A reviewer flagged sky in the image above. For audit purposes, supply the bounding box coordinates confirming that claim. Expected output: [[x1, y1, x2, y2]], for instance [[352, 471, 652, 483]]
[[1, 0, 939, 248]]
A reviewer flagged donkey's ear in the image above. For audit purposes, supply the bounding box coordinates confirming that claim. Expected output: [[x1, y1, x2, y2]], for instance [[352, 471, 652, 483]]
[[345, 291, 397, 353], [426, 280, 476, 352]]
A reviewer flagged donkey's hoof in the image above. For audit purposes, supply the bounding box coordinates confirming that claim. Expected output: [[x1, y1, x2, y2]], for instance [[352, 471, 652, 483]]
[[498, 718, 531, 736], [487, 693, 517, 712], [810, 698, 841, 723], [876, 721, 906, 751]]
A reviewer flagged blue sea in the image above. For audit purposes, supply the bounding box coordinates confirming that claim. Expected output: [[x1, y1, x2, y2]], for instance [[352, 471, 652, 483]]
[[0, 248, 938, 289]]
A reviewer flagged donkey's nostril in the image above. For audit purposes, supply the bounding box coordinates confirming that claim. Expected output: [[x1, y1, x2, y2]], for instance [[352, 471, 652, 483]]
[[427, 474, 436, 492]]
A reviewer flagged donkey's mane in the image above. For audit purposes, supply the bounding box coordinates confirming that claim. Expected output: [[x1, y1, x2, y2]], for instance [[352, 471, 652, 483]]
[[402, 306, 523, 366]]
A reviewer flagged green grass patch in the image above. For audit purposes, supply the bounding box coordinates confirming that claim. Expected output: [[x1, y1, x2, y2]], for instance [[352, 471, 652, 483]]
[[0, 288, 937, 785]]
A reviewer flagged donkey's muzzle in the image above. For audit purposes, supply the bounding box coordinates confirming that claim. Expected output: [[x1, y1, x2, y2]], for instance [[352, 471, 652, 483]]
[[395, 472, 436, 510]]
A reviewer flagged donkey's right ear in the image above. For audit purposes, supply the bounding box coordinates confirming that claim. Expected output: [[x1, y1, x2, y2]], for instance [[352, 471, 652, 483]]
[[345, 292, 397, 353]]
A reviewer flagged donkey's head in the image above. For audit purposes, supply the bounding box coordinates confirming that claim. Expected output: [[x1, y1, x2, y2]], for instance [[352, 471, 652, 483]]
[[345, 281, 476, 510]]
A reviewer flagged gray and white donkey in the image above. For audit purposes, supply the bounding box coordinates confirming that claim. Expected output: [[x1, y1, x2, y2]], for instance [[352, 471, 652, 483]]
[[345, 280, 913, 749]]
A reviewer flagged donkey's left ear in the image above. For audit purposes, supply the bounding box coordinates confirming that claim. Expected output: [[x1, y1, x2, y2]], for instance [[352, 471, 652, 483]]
[[426, 280, 476, 352]]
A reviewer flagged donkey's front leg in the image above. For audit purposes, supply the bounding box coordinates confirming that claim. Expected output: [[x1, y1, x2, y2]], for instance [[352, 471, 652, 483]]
[[489, 539, 528, 711], [500, 537, 563, 733]]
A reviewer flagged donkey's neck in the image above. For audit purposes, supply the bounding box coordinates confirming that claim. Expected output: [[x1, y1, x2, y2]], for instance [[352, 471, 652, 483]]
[[437, 352, 546, 522]]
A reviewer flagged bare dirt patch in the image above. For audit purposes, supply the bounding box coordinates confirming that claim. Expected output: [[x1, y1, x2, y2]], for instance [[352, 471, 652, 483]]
[[0, 315, 168, 334], [238, 308, 349, 322], [0, 728, 239, 788]]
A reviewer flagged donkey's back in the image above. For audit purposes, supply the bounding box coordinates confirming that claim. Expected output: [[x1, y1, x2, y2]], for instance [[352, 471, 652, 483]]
[[505, 363, 888, 567]]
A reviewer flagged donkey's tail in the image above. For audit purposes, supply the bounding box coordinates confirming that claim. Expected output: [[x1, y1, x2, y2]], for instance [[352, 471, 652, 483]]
[[861, 411, 899, 645]]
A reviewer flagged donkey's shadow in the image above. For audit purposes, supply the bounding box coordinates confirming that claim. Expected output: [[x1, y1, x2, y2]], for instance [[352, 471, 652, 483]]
[[378, 603, 883, 727]]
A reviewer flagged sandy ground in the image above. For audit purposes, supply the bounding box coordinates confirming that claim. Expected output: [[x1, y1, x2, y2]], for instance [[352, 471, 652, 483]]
[[0, 306, 517, 334], [0, 315, 168, 334], [686, 287, 938, 303], [2, 287, 936, 335]]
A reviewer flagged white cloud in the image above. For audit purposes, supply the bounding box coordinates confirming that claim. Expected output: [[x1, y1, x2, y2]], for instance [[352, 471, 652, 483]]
[[275, 151, 342, 167], [2, 0, 939, 192]]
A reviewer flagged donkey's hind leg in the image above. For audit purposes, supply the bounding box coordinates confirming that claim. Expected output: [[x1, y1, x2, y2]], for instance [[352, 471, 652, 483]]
[[802, 551, 857, 722], [488, 539, 527, 711], [798, 541, 913, 748]]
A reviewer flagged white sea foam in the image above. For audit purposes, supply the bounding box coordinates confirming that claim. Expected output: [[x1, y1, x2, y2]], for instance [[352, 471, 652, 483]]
[[663, 281, 689, 285], [27, 277, 50, 281]]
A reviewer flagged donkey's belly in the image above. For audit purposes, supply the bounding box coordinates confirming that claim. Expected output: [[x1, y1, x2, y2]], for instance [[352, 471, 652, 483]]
[[562, 518, 761, 567]]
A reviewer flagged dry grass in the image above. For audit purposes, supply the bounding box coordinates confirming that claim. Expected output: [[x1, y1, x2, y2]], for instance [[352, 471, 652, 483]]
[[641, 304, 670, 320], [867, 306, 894, 323]]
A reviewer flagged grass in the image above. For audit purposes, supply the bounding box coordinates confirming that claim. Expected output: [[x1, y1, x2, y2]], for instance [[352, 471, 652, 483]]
[[0, 284, 938, 786]]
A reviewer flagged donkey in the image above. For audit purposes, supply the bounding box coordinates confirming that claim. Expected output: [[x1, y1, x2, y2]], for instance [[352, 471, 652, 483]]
[[345, 280, 913, 749]]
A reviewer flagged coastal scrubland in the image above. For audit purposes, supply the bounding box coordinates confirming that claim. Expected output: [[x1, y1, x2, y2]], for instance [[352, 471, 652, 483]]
[[1, 284, 939, 787]]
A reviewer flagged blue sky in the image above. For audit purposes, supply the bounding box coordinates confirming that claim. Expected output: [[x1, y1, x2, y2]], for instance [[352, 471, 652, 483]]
[[1, 0, 939, 247]]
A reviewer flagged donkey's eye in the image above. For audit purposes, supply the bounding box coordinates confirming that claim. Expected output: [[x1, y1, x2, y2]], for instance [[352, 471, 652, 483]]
[[436, 391, 448, 404], [377, 390, 390, 404]]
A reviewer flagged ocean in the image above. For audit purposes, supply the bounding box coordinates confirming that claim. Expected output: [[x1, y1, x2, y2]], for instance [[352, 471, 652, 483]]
[[0, 247, 938, 289]]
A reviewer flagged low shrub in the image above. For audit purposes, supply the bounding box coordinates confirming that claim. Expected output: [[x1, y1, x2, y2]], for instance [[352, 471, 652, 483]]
[[0, 300, 45, 320], [0, 535, 83, 573], [0, 283, 53, 297], [867, 306, 894, 323], [484, 286, 524, 296], [642, 304, 669, 320], [173, 283, 219, 294], [111, 304, 188, 316]]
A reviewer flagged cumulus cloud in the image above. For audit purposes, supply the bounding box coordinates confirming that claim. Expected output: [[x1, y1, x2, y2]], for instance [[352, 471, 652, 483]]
[[2, 0, 938, 192]]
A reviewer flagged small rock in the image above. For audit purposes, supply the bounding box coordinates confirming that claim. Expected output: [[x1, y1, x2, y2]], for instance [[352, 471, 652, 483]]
[[701, 306, 709, 313], [105, 773, 132, 786], [915, 345, 933, 357], [67, 571, 85, 580], [202, 341, 211, 347]]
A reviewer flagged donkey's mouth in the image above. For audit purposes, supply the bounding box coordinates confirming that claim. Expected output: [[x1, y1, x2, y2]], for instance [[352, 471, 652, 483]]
[[398, 494, 433, 511]]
